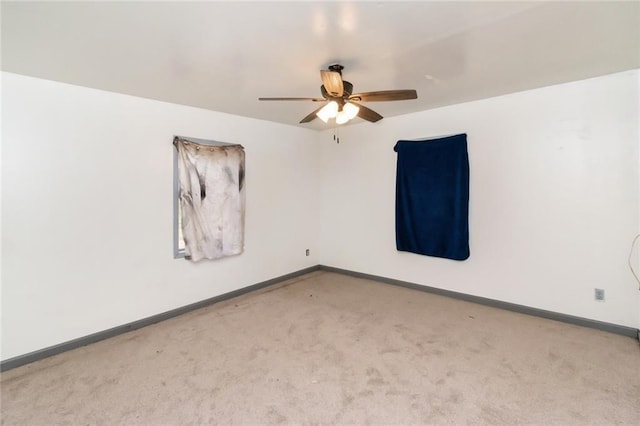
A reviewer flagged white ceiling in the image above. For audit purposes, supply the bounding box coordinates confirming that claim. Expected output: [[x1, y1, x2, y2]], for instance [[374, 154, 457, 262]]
[[2, 1, 639, 130]]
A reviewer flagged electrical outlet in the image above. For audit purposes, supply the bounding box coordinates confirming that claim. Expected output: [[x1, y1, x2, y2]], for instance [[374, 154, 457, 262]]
[[305, 249, 310, 256], [594, 288, 605, 301]]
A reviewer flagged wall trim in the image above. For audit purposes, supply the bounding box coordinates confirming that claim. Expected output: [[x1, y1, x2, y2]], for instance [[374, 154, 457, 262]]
[[0, 265, 321, 372], [319, 265, 639, 339], [3, 264, 637, 372]]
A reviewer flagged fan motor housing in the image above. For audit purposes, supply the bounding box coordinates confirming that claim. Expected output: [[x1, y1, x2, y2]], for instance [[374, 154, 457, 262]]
[[321, 81, 353, 100]]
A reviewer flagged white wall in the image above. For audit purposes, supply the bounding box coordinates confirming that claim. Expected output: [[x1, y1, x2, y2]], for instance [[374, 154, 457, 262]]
[[1, 73, 321, 360], [319, 70, 639, 328]]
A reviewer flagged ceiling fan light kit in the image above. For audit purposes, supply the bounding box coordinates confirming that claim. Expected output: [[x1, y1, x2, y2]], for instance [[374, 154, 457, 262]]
[[316, 100, 360, 124], [259, 64, 418, 126]]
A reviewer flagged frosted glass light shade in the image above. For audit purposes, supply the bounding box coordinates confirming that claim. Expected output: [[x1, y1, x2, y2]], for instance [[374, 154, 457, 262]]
[[335, 110, 350, 124], [316, 101, 339, 123], [335, 102, 360, 124], [343, 102, 360, 120]]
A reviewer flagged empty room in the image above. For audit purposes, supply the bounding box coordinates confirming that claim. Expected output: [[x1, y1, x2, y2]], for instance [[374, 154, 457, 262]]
[[1, 1, 639, 424]]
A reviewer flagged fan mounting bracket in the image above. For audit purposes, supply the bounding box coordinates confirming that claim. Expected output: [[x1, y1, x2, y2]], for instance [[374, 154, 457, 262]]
[[328, 64, 344, 75]]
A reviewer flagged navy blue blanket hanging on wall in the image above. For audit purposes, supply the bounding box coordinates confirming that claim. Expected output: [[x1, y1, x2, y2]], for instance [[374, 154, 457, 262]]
[[394, 134, 469, 260]]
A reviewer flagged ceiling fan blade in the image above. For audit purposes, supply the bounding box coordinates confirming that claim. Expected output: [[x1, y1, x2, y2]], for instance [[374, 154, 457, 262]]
[[299, 104, 326, 123], [320, 70, 344, 97], [352, 102, 383, 122], [350, 90, 417, 102], [259, 97, 325, 101]]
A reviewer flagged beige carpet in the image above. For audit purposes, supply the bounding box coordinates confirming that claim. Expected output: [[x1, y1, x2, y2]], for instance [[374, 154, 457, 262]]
[[1, 271, 639, 425]]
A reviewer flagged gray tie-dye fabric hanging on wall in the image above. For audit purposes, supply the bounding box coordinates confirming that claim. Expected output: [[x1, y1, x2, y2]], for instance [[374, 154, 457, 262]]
[[174, 138, 245, 261]]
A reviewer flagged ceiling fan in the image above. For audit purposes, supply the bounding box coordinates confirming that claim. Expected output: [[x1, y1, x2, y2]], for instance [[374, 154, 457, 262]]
[[259, 64, 418, 125]]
